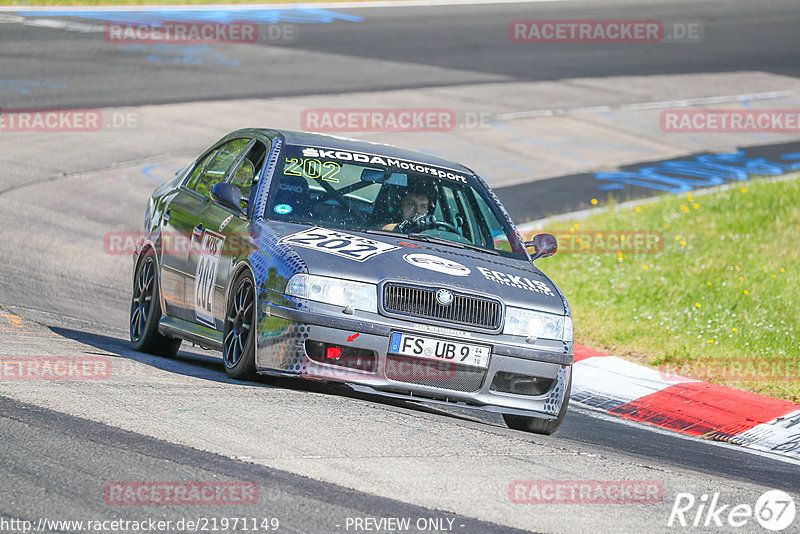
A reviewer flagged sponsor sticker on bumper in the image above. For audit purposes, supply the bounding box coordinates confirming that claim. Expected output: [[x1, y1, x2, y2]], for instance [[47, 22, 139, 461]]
[[388, 332, 490, 369]]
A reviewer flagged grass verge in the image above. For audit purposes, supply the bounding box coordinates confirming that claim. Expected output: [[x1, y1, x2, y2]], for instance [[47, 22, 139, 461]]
[[525, 174, 800, 403]]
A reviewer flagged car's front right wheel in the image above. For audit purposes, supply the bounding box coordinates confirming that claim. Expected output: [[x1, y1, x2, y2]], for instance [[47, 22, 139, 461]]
[[223, 270, 259, 380]]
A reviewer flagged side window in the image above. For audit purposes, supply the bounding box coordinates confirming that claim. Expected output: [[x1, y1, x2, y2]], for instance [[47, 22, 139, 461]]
[[187, 138, 251, 199], [186, 149, 219, 189], [436, 186, 475, 241], [453, 189, 478, 242], [434, 187, 457, 226], [474, 192, 510, 252], [228, 140, 269, 211]]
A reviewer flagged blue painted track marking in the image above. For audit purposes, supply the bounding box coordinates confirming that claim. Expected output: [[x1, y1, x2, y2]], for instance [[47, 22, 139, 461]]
[[0, 79, 66, 94], [141, 164, 179, 184], [595, 149, 800, 194], [17, 8, 362, 68], [17, 9, 362, 25]]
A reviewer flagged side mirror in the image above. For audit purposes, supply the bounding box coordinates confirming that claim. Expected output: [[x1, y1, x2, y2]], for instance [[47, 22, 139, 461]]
[[210, 182, 246, 216], [525, 233, 557, 261]]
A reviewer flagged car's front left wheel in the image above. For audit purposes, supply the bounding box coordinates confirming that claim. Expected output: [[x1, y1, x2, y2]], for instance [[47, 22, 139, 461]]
[[130, 249, 182, 357], [223, 271, 258, 380], [503, 373, 572, 435]]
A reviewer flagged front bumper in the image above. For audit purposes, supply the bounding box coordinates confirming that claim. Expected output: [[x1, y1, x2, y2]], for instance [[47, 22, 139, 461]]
[[254, 297, 572, 419]]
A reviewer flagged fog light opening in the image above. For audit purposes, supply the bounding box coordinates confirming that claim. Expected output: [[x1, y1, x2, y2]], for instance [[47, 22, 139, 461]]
[[490, 371, 554, 396], [305, 340, 377, 372]]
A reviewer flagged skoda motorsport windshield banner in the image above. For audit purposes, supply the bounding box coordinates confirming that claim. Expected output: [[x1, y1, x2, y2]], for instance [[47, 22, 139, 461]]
[[298, 146, 470, 184]]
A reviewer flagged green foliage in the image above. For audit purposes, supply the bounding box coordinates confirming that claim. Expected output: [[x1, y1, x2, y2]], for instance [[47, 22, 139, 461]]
[[542, 175, 800, 402]]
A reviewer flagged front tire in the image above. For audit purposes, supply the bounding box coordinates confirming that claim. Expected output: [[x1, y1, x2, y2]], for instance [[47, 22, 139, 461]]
[[130, 249, 181, 357], [223, 271, 258, 380], [503, 373, 572, 435]]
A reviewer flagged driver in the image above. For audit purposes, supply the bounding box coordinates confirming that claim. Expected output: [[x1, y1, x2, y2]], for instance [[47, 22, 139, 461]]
[[382, 182, 437, 233]]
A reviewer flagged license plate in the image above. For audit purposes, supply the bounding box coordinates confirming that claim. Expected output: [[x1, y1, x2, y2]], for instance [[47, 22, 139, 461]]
[[388, 333, 491, 369]]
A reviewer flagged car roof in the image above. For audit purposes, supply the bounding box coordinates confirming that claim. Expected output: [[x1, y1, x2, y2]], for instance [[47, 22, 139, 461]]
[[230, 128, 477, 175]]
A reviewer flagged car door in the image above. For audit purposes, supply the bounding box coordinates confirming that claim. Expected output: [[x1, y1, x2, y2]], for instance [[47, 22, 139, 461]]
[[193, 140, 269, 332], [159, 148, 220, 321], [186, 138, 268, 330], [166, 138, 253, 325]]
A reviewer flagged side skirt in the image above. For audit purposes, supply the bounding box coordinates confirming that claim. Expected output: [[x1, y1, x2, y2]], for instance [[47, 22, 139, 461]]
[[159, 315, 223, 352]]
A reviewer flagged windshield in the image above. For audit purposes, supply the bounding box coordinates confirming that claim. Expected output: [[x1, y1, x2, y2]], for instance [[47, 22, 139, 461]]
[[266, 145, 528, 259]]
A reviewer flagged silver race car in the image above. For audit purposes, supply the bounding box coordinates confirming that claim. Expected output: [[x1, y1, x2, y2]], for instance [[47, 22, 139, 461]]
[[130, 129, 573, 434]]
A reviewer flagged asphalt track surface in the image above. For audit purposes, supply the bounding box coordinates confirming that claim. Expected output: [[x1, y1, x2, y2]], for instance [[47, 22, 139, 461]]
[[0, 0, 797, 108], [1, 1, 800, 533], [1, 396, 525, 534]]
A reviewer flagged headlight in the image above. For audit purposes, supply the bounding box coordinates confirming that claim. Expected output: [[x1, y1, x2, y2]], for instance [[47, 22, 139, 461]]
[[285, 274, 377, 313], [504, 306, 572, 342], [563, 315, 573, 343]]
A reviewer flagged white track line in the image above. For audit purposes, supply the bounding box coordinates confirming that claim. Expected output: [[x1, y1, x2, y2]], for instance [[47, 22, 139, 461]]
[[495, 90, 797, 121]]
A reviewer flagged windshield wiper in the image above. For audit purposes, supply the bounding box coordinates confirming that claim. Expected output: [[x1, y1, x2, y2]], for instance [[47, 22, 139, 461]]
[[407, 233, 500, 255], [365, 229, 500, 255], [366, 229, 465, 248], [405, 233, 465, 249], [365, 229, 403, 239]]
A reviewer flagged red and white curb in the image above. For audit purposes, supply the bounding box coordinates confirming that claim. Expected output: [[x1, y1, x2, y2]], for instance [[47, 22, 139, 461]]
[[571, 344, 800, 459]]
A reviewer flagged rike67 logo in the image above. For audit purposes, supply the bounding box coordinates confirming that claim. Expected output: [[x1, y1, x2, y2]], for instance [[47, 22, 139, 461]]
[[668, 490, 796, 531]]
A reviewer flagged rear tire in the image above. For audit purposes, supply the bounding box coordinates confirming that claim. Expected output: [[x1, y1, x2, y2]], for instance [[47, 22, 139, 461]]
[[223, 271, 258, 380], [130, 249, 181, 357], [503, 373, 572, 435]]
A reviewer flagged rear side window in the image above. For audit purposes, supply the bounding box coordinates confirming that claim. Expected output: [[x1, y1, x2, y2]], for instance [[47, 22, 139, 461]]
[[186, 138, 251, 198]]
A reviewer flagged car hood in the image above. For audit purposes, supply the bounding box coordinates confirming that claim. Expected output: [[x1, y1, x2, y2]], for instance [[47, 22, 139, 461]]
[[257, 221, 566, 315]]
